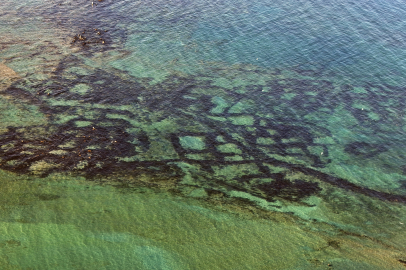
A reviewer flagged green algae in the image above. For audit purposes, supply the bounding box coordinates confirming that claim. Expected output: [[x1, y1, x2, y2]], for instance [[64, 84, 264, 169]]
[[368, 112, 380, 120], [217, 143, 242, 154], [228, 100, 254, 114], [353, 86, 368, 94], [210, 96, 229, 114], [70, 83, 91, 95], [66, 67, 92, 76], [179, 136, 206, 151], [75, 121, 93, 127], [281, 92, 297, 100], [228, 115, 254, 126], [215, 135, 226, 143]]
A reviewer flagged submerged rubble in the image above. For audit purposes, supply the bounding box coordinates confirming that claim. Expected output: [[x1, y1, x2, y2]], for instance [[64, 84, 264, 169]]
[[1, 55, 406, 210]]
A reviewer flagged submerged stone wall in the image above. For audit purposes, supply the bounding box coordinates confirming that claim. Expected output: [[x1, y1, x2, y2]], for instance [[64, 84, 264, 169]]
[[1, 55, 406, 212]]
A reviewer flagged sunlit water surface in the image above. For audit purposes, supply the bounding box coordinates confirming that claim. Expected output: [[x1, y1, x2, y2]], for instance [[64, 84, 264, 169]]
[[1, 0, 406, 269]]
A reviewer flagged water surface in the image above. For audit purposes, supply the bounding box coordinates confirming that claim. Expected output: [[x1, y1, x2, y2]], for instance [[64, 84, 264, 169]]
[[1, 0, 406, 269]]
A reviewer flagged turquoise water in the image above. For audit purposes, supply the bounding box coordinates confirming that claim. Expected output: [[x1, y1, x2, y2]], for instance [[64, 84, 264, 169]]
[[1, 0, 406, 269]]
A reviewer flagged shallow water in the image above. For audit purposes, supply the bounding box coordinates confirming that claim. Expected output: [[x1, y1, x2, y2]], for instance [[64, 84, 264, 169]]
[[1, 0, 406, 269]]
